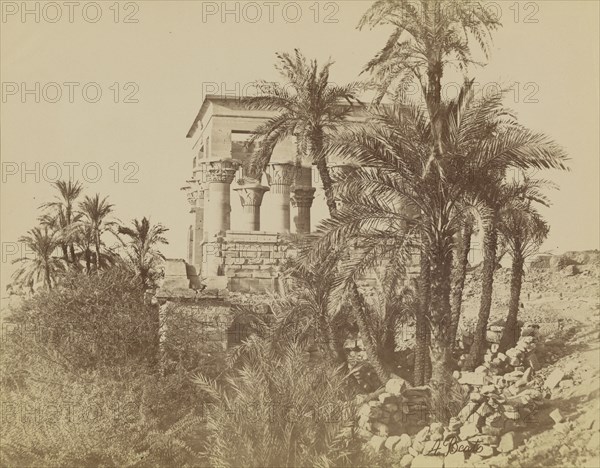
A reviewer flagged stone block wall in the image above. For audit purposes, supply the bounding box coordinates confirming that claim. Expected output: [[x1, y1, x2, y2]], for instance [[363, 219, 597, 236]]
[[208, 231, 296, 293]]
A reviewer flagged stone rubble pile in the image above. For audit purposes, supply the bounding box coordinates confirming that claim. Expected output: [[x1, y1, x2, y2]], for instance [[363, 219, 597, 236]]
[[359, 325, 557, 466], [456, 322, 543, 373], [357, 379, 429, 440]]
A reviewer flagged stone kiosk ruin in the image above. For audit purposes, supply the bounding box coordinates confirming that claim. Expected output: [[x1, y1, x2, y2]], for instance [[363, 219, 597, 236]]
[[170, 94, 367, 294], [154, 95, 368, 351]]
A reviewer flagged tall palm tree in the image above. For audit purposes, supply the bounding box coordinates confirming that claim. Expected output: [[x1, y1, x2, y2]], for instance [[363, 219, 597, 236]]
[[464, 172, 564, 369], [79, 194, 115, 273], [497, 178, 551, 351], [304, 83, 567, 399], [359, 0, 500, 384], [39, 180, 84, 263], [12, 227, 67, 290], [359, 0, 500, 156], [117, 217, 169, 290], [246, 49, 361, 216], [448, 214, 476, 348]]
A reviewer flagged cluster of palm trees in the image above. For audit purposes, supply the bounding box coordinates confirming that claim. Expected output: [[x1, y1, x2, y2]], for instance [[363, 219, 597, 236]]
[[246, 0, 568, 410], [11, 180, 169, 292]]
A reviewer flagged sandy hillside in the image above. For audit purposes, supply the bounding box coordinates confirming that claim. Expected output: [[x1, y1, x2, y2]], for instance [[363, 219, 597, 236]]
[[458, 251, 600, 467]]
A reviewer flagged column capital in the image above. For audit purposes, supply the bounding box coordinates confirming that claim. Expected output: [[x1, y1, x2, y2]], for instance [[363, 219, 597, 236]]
[[205, 159, 240, 184], [291, 186, 316, 208], [234, 184, 270, 208], [266, 162, 297, 187]]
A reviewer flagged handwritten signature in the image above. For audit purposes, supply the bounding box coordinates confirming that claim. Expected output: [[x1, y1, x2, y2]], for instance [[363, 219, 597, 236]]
[[427, 435, 484, 456]]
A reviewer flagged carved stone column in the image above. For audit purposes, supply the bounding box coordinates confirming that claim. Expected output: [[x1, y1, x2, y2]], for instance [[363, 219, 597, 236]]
[[182, 177, 206, 269], [191, 187, 206, 267], [291, 186, 316, 234], [234, 184, 270, 231], [204, 159, 240, 237], [203, 159, 239, 278], [266, 163, 296, 233]]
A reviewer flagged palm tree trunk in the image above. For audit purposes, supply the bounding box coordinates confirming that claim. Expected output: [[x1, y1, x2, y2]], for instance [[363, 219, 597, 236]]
[[85, 248, 91, 274], [95, 232, 101, 273], [45, 265, 52, 290], [349, 281, 389, 383], [428, 239, 453, 379], [499, 251, 524, 352], [427, 236, 454, 423], [316, 158, 338, 217], [309, 130, 338, 217], [414, 250, 431, 385], [61, 244, 69, 262], [465, 214, 498, 370], [69, 244, 76, 264], [381, 306, 397, 372], [449, 221, 473, 347]]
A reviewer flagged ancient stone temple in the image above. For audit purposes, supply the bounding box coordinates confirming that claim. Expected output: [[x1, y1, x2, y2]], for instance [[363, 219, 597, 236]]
[[177, 95, 355, 293]]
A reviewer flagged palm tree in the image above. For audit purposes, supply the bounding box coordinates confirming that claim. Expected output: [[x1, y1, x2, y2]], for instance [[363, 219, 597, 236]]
[[464, 171, 565, 370], [79, 194, 115, 273], [12, 227, 67, 290], [304, 82, 567, 397], [246, 49, 361, 216], [448, 214, 476, 348], [38, 211, 69, 262], [497, 178, 551, 351], [39, 180, 84, 263], [359, 0, 500, 155], [359, 0, 500, 384], [117, 217, 169, 290]]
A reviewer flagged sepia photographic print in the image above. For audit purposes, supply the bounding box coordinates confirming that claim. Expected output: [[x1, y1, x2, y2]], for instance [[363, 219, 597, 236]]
[[1, 1, 599, 467]]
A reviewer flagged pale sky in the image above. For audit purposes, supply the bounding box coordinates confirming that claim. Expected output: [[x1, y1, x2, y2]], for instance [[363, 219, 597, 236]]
[[1, 0, 599, 287]]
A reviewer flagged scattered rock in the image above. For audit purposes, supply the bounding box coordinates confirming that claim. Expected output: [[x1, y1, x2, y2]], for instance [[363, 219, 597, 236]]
[[386, 378, 408, 396], [549, 408, 565, 424], [395, 433, 412, 454], [415, 426, 430, 442], [559, 445, 570, 456], [384, 435, 401, 450], [399, 454, 414, 468], [444, 451, 466, 467], [587, 431, 600, 452], [367, 435, 386, 452], [498, 432, 516, 452], [558, 379, 574, 388], [459, 422, 480, 440], [561, 264, 579, 276], [458, 372, 486, 386], [545, 369, 565, 389]]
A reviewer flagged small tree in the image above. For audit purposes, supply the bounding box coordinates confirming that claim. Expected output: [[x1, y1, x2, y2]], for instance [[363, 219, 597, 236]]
[[12, 227, 66, 291], [118, 217, 169, 290], [79, 194, 116, 273], [39, 180, 84, 263], [498, 178, 551, 351]]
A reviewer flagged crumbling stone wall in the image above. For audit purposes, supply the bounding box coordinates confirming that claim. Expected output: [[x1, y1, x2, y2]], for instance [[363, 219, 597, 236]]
[[204, 231, 296, 293]]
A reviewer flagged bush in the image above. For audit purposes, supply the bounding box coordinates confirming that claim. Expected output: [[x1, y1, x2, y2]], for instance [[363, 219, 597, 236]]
[[3, 266, 159, 373], [194, 337, 371, 468], [0, 361, 207, 467], [0, 266, 209, 467]]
